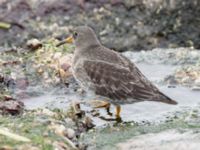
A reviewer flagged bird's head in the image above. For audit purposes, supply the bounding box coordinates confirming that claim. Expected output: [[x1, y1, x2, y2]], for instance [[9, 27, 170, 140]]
[[56, 26, 101, 49]]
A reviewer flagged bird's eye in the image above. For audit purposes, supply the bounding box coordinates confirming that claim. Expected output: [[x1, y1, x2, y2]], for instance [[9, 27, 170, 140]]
[[73, 32, 78, 39]]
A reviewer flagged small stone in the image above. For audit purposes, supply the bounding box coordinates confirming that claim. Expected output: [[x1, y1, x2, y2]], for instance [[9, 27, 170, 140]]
[[0, 100, 24, 115], [53, 52, 62, 60], [83, 116, 95, 130], [66, 128, 75, 139], [51, 124, 67, 136], [43, 131, 49, 137], [90, 109, 100, 117], [181, 76, 191, 84], [61, 63, 70, 72], [194, 78, 200, 86], [3, 95, 15, 101], [42, 108, 55, 117], [164, 75, 178, 84], [72, 102, 83, 117], [26, 39, 42, 50], [191, 86, 200, 91], [64, 118, 74, 124]]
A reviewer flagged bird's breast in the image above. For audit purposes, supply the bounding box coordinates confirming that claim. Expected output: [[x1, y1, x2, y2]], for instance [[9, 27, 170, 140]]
[[72, 57, 93, 90]]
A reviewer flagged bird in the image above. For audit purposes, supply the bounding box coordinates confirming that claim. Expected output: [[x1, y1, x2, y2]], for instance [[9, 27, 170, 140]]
[[56, 26, 177, 122]]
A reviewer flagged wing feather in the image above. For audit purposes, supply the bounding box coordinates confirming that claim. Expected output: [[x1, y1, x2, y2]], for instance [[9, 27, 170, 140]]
[[83, 60, 157, 103]]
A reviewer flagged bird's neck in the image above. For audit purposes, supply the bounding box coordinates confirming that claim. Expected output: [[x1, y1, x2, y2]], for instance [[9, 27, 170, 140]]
[[73, 44, 101, 64], [76, 43, 101, 54]]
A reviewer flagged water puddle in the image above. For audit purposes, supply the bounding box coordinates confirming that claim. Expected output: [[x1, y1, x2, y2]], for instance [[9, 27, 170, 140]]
[[22, 54, 200, 125]]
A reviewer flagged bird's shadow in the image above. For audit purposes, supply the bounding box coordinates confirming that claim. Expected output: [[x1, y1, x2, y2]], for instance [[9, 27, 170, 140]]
[[98, 116, 123, 123]]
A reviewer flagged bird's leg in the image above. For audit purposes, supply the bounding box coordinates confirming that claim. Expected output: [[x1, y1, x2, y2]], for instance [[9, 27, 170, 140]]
[[115, 105, 122, 122], [93, 101, 112, 116], [98, 105, 122, 123], [105, 103, 113, 116]]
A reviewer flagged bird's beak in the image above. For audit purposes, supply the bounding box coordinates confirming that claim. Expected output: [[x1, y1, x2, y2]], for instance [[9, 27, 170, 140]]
[[56, 36, 74, 47]]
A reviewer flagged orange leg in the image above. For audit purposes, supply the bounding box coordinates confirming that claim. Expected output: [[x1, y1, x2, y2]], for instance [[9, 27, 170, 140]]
[[94, 102, 112, 116], [115, 105, 122, 122]]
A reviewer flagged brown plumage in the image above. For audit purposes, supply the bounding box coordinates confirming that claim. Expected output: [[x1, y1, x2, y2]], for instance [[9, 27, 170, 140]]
[[57, 26, 177, 120]]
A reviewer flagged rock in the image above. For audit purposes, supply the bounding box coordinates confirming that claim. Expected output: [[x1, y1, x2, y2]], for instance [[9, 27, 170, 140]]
[[0, 100, 24, 115], [53, 52, 62, 60], [164, 75, 178, 85], [83, 116, 95, 130], [66, 128, 75, 139], [50, 124, 67, 136], [61, 63, 71, 72], [64, 118, 74, 125], [90, 109, 100, 117], [26, 39, 42, 51], [2, 95, 15, 101], [41, 108, 55, 117], [194, 78, 200, 86], [191, 86, 200, 91], [72, 102, 84, 118], [181, 77, 192, 84]]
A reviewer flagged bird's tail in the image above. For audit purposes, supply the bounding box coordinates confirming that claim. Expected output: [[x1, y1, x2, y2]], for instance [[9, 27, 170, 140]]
[[156, 92, 178, 105]]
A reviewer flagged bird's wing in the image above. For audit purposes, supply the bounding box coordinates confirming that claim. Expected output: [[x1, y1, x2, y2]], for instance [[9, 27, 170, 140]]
[[83, 60, 158, 102]]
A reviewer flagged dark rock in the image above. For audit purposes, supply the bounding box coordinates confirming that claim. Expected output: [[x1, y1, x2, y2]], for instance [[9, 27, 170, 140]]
[[26, 39, 42, 51], [0, 100, 24, 115]]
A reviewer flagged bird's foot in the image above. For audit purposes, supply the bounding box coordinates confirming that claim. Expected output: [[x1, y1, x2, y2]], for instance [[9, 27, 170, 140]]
[[90, 100, 112, 116], [98, 105, 122, 123]]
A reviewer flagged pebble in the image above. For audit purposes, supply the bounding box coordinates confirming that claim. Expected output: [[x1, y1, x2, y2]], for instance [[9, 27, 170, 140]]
[[194, 78, 200, 86], [83, 116, 95, 130], [66, 128, 75, 139], [26, 39, 42, 50], [0, 100, 24, 115], [191, 86, 200, 91], [41, 108, 55, 117], [53, 52, 62, 60], [50, 124, 66, 136], [181, 76, 192, 83]]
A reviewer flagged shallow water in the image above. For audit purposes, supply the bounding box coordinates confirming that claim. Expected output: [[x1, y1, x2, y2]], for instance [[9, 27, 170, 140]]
[[22, 56, 200, 125]]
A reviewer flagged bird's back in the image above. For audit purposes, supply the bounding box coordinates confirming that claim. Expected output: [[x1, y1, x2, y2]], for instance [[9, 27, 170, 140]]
[[82, 46, 177, 105]]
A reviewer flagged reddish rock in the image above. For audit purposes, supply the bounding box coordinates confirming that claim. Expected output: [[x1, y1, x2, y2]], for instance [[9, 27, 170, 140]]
[[0, 100, 24, 115], [61, 63, 71, 72]]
